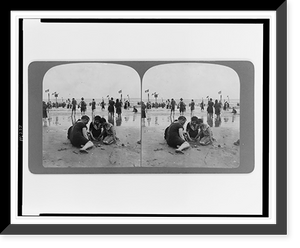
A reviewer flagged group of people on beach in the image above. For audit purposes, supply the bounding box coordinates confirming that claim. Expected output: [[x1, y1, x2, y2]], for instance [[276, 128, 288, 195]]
[[107, 97, 123, 118], [168, 98, 190, 118], [67, 113, 213, 154], [50, 93, 238, 155], [67, 114, 118, 153], [168, 98, 232, 120], [70, 97, 88, 117], [164, 115, 214, 154], [69, 97, 127, 119]]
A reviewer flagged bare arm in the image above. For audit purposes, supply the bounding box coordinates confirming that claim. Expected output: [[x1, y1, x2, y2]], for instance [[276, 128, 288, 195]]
[[194, 132, 201, 140], [186, 133, 192, 141], [111, 126, 117, 141], [203, 126, 213, 142], [194, 127, 202, 140], [82, 127, 89, 140], [89, 132, 96, 141], [95, 131, 102, 140], [185, 124, 192, 141], [88, 124, 96, 140], [208, 128, 213, 141], [178, 128, 185, 140]]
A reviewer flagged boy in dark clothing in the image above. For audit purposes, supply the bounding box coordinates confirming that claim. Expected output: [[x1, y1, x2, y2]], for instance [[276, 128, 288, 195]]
[[207, 98, 214, 118], [179, 98, 185, 115], [185, 116, 201, 141], [189, 99, 195, 116], [89, 115, 102, 141], [71, 98, 77, 117], [91, 99, 96, 116], [115, 99, 122, 117], [170, 98, 176, 120], [80, 97, 87, 115], [108, 97, 115, 118]]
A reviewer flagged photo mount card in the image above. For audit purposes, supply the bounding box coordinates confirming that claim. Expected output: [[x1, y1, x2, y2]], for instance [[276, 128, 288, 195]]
[[29, 60, 254, 174]]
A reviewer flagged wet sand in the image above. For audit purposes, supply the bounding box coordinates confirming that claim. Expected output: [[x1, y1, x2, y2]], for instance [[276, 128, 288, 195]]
[[43, 109, 141, 168], [43, 107, 240, 169], [142, 109, 239, 168]]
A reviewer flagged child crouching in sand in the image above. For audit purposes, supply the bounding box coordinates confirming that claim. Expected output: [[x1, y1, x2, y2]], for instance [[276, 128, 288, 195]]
[[89, 115, 102, 141], [185, 116, 202, 142], [198, 118, 214, 146], [99, 118, 118, 145]]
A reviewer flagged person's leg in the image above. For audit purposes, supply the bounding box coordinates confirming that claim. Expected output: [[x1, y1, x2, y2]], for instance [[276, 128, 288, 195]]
[[170, 110, 173, 120], [200, 136, 212, 146], [195, 133, 203, 142], [103, 135, 114, 145], [79, 141, 94, 153], [175, 141, 190, 153]]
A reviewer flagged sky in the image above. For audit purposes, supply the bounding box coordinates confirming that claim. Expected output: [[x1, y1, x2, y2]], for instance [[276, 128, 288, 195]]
[[142, 63, 240, 102], [43, 63, 141, 101], [43, 62, 240, 102]]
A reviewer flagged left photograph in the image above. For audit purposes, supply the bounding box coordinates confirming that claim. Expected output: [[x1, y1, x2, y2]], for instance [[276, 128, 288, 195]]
[[41, 62, 142, 168]]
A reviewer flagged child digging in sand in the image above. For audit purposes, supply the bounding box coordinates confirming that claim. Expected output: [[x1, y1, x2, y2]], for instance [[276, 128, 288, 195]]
[[198, 118, 214, 146], [69, 115, 94, 153], [165, 116, 190, 154], [185, 116, 202, 142], [89, 115, 102, 141], [99, 118, 118, 145]]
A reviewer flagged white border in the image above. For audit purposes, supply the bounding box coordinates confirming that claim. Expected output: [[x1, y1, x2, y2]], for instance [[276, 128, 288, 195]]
[[10, 11, 276, 225]]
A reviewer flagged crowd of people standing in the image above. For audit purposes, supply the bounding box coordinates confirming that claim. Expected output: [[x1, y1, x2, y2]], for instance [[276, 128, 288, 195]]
[[166, 98, 235, 120]]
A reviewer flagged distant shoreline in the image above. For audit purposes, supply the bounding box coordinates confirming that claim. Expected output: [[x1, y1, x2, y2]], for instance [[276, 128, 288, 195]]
[[43, 97, 241, 108]]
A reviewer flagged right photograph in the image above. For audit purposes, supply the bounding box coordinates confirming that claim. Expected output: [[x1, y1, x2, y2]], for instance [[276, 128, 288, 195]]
[[141, 62, 241, 168]]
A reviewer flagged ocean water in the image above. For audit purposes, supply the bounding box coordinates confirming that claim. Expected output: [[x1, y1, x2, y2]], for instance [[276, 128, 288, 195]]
[[43, 94, 240, 132], [43, 107, 239, 131], [43, 97, 240, 108], [43, 109, 142, 128], [143, 109, 240, 131]]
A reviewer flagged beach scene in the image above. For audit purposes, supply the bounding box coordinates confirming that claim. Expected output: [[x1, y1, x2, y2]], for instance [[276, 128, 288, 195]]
[[42, 62, 240, 169]]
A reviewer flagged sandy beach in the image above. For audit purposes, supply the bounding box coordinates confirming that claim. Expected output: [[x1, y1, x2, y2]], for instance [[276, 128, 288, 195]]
[[43, 106, 240, 169]]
